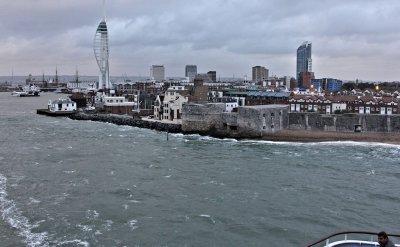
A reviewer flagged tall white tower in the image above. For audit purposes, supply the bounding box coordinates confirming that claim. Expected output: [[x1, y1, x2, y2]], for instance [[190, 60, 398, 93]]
[[93, 0, 111, 90]]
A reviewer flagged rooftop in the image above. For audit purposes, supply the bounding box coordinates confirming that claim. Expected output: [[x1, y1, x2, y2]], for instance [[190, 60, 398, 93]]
[[242, 104, 288, 109]]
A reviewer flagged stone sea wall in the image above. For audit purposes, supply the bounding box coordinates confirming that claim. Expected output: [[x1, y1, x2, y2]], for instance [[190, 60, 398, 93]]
[[69, 112, 182, 133], [289, 113, 400, 132]]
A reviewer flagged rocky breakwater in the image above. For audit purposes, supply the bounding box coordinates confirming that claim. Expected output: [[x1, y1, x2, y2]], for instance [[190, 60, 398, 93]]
[[69, 112, 182, 133]]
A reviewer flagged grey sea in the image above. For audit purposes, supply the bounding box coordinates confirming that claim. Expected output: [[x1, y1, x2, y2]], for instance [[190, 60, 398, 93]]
[[0, 92, 399, 247]]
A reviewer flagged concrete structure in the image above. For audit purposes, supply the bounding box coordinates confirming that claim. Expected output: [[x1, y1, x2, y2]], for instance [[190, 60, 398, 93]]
[[150, 65, 165, 82], [185, 65, 197, 82], [252, 66, 269, 82], [297, 42, 312, 82], [48, 98, 77, 112]]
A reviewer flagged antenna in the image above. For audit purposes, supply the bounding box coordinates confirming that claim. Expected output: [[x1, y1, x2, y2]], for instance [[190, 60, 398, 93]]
[[102, 0, 106, 21]]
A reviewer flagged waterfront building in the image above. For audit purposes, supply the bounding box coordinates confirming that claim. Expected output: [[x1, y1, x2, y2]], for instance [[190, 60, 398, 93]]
[[185, 65, 197, 82], [213, 97, 239, 112], [103, 96, 136, 115], [48, 98, 77, 112], [154, 86, 189, 122], [150, 65, 165, 82], [289, 94, 332, 114], [297, 42, 312, 82], [252, 66, 269, 82], [288, 94, 399, 115], [94, 17, 111, 90], [207, 71, 217, 83]]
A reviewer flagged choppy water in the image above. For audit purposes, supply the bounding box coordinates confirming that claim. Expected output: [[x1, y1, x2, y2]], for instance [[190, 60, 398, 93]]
[[0, 92, 399, 247]]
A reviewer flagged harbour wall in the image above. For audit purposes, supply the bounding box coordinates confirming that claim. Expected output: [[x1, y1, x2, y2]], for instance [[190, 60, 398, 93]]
[[68, 112, 182, 133], [289, 113, 400, 132]]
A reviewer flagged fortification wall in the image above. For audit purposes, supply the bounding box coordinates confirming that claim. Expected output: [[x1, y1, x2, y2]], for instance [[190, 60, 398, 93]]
[[288, 113, 400, 132]]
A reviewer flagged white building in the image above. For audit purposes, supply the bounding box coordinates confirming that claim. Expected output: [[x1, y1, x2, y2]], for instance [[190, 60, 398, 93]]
[[154, 88, 188, 122], [48, 98, 77, 112], [150, 65, 165, 82], [103, 96, 136, 108], [103, 96, 137, 115]]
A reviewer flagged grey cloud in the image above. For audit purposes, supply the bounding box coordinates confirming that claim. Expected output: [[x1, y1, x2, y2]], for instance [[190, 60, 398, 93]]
[[0, 0, 399, 81]]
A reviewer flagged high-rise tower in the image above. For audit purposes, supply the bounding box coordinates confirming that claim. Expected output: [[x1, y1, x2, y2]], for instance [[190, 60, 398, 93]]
[[94, 0, 111, 90], [296, 41, 312, 80]]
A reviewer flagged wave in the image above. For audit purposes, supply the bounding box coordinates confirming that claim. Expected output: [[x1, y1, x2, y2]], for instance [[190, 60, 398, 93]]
[[172, 133, 400, 148], [55, 239, 89, 247], [239, 140, 400, 148], [0, 173, 49, 247]]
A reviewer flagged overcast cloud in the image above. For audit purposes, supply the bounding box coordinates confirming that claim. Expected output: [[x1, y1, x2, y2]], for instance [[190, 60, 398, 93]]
[[0, 0, 399, 81]]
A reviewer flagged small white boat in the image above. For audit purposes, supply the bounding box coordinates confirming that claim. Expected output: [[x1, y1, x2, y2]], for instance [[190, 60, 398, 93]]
[[11, 91, 25, 97], [307, 231, 400, 247], [11, 84, 40, 97]]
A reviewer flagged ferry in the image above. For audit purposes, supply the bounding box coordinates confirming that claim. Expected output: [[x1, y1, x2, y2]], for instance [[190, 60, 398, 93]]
[[307, 231, 400, 247]]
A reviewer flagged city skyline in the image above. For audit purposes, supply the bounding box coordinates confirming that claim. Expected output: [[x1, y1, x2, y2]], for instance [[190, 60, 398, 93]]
[[1, 0, 400, 81]]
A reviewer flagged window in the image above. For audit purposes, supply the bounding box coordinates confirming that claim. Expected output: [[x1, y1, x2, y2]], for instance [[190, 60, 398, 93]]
[[271, 124, 274, 129]]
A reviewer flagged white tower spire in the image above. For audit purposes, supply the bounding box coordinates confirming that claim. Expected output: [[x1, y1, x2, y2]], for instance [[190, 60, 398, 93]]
[[94, 0, 111, 90], [102, 0, 106, 21]]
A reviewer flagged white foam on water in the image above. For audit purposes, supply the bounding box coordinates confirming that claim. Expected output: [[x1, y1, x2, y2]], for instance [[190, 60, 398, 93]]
[[127, 219, 138, 230], [29, 197, 41, 204], [77, 224, 93, 232], [63, 170, 76, 174], [173, 133, 400, 148], [240, 139, 400, 148], [0, 173, 49, 247], [102, 219, 113, 231], [56, 239, 89, 247], [85, 210, 99, 220], [199, 214, 216, 224]]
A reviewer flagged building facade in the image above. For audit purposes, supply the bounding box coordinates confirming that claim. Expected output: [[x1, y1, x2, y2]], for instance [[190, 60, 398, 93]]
[[48, 99, 77, 112], [297, 42, 312, 82], [150, 65, 165, 82], [154, 88, 189, 122], [312, 78, 343, 92], [207, 71, 217, 82], [185, 65, 197, 82], [252, 66, 269, 82]]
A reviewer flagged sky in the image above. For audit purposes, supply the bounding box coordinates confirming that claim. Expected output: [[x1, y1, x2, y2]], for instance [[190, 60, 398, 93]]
[[0, 0, 399, 81]]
